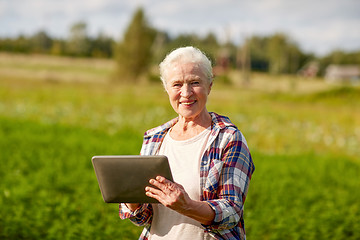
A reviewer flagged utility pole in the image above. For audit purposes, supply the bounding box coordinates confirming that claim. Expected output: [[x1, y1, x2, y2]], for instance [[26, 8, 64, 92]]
[[237, 36, 251, 86]]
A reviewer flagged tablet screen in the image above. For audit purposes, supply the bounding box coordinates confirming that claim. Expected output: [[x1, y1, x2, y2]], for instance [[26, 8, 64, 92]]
[[92, 155, 173, 203]]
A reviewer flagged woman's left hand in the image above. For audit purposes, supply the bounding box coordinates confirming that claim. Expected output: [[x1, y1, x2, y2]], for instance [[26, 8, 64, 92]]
[[146, 175, 215, 225], [145, 176, 192, 213]]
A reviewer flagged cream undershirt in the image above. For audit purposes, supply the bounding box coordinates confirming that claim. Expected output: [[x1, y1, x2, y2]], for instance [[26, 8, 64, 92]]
[[149, 127, 216, 240]]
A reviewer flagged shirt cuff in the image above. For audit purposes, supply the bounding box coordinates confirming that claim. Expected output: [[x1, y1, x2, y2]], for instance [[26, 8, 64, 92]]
[[202, 199, 239, 231]]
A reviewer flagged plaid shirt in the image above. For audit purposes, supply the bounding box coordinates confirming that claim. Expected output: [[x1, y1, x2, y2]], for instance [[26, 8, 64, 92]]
[[119, 112, 255, 240]]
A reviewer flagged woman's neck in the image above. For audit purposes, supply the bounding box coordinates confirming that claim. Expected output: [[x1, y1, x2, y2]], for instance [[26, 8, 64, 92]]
[[170, 112, 211, 140]]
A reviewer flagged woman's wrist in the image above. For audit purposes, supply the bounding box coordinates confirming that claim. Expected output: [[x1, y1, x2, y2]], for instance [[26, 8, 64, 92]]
[[125, 203, 141, 212], [183, 200, 215, 225]]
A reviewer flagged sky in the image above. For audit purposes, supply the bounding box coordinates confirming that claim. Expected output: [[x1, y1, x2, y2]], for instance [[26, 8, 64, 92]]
[[1, 0, 359, 56]]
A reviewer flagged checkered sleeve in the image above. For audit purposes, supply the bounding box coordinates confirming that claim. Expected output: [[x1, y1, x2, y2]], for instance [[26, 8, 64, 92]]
[[119, 203, 153, 226], [203, 129, 254, 231]]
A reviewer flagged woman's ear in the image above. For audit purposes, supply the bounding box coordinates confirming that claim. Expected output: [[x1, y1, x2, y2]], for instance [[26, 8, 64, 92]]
[[208, 82, 213, 94], [163, 82, 168, 93]]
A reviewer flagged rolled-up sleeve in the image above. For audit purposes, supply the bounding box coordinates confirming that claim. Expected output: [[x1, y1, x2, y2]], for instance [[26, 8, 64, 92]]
[[119, 203, 153, 226], [202, 130, 254, 231]]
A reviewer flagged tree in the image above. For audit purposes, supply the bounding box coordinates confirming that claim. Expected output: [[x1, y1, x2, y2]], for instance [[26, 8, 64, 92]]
[[266, 33, 289, 74], [317, 50, 360, 75], [50, 39, 66, 56], [91, 32, 114, 58], [66, 21, 90, 57], [246, 33, 309, 74], [114, 7, 156, 82], [13, 35, 31, 53], [238, 37, 251, 85], [248, 35, 270, 72], [31, 30, 53, 53]]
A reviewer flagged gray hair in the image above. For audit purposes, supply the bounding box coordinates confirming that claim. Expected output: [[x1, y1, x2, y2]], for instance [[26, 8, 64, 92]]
[[159, 46, 213, 87]]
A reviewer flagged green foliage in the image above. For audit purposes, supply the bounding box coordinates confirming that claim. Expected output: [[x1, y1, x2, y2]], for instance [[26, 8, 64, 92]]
[[114, 7, 156, 82], [306, 86, 360, 103], [214, 74, 232, 85], [0, 35, 32, 53], [248, 36, 269, 71], [265, 85, 360, 106], [248, 33, 310, 74], [321, 50, 360, 66], [317, 50, 360, 75], [30, 30, 53, 54], [159, 32, 220, 64], [90, 32, 114, 58], [0, 117, 142, 239], [246, 152, 360, 240], [66, 21, 91, 57], [0, 25, 113, 59]]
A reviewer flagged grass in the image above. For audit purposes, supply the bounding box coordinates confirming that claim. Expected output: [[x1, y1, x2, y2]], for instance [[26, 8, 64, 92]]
[[0, 52, 113, 83], [0, 53, 359, 239]]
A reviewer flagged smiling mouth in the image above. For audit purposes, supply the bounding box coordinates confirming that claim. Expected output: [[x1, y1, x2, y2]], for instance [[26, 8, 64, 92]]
[[181, 100, 196, 105]]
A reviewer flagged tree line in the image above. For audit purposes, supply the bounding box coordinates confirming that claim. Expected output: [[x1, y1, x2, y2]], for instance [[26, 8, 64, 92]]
[[0, 22, 114, 58], [1, 7, 359, 81]]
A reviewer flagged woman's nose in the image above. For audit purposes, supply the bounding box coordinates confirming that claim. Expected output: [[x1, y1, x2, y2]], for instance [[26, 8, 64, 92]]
[[180, 84, 192, 97]]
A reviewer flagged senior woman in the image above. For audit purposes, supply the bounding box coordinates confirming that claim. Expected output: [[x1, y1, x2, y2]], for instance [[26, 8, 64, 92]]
[[119, 46, 255, 240]]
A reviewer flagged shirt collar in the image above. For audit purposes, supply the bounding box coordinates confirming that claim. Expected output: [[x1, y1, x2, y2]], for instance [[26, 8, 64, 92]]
[[144, 112, 236, 137]]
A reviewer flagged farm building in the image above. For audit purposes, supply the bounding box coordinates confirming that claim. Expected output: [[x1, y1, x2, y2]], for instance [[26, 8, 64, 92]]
[[298, 61, 319, 78], [325, 64, 360, 83]]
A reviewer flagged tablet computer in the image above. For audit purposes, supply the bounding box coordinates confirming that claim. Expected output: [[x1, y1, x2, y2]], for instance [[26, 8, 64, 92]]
[[92, 155, 173, 203]]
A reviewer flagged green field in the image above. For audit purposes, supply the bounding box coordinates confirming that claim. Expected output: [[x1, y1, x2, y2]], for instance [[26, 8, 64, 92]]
[[1, 53, 359, 239]]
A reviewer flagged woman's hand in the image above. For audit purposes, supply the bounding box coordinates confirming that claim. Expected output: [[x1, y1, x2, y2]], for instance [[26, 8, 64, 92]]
[[145, 176, 191, 213], [145, 176, 215, 225]]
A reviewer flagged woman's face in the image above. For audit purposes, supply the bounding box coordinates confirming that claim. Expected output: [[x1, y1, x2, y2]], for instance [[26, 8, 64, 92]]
[[165, 62, 212, 121]]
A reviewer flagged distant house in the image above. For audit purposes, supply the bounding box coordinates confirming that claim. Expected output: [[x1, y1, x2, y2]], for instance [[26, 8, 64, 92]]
[[298, 61, 319, 78], [213, 49, 231, 76], [325, 65, 360, 83]]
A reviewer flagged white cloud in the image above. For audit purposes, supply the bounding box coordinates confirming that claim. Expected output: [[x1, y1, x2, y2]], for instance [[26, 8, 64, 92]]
[[0, 0, 359, 55]]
